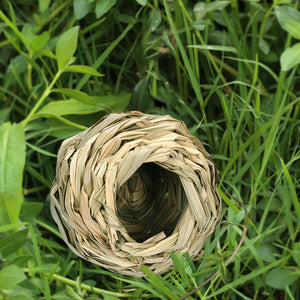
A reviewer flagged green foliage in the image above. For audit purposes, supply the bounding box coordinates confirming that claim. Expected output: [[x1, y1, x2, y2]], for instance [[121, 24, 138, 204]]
[[73, 0, 118, 20], [0, 228, 28, 257], [0, 123, 25, 224], [55, 26, 80, 71], [73, 0, 93, 20], [275, 5, 300, 70], [0, 265, 26, 290], [0, 0, 299, 299], [280, 43, 300, 71], [95, 0, 117, 19], [265, 268, 300, 290], [275, 5, 300, 40]]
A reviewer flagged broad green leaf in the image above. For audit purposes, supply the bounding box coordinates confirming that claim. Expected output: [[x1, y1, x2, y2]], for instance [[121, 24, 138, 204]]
[[35, 94, 131, 117], [22, 23, 34, 42], [65, 285, 82, 300], [275, 6, 300, 39], [39, 0, 51, 12], [265, 267, 299, 289], [9, 55, 27, 74], [73, 0, 93, 20], [136, 0, 148, 6], [150, 9, 162, 31], [103, 294, 120, 300], [206, 1, 230, 11], [258, 38, 270, 55], [0, 265, 26, 289], [131, 78, 152, 111], [193, 2, 207, 20], [95, 0, 116, 19], [30, 31, 50, 52], [293, 243, 300, 266], [0, 229, 28, 257], [193, 1, 229, 20], [55, 26, 79, 71], [11, 278, 42, 298], [280, 42, 300, 71], [257, 245, 279, 263], [37, 49, 56, 59], [8, 56, 27, 93], [19, 202, 43, 222], [65, 65, 104, 76], [52, 88, 95, 105], [0, 123, 25, 224], [282, 19, 300, 40]]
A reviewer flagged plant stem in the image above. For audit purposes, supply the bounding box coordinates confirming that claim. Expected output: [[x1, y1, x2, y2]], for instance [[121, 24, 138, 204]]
[[0, 39, 11, 48], [23, 186, 48, 195], [36, 219, 63, 240], [33, 272, 132, 298], [21, 70, 62, 128], [27, 55, 33, 91], [258, 3, 275, 40]]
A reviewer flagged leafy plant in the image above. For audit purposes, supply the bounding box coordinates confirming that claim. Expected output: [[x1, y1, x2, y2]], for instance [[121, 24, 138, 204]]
[[0, 0, 299, 299], [275, 5, 300, 70]]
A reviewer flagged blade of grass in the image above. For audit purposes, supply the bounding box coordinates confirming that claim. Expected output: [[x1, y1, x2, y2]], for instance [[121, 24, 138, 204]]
[[76, 14, 138, 90], [250, 75, 291, 204], [280, 158, 300, 221], [163, 0, 205, 116], [232, 143, 265, 185], [220, 119, 272, 184], [111, 275, 168, 300], [141, 265, 179, 300], [205, 254, 296, 299]]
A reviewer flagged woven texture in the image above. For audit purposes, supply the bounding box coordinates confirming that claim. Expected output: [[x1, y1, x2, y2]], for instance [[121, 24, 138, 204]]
[[50, 111, 221, 276]]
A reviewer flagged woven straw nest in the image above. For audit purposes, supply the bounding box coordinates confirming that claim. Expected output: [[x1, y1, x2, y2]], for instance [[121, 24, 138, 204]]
[[50, 111, 221, 276]]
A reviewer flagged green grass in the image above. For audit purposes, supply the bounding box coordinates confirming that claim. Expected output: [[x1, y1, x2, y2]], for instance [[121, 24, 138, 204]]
[[0, 0, 300, 299]]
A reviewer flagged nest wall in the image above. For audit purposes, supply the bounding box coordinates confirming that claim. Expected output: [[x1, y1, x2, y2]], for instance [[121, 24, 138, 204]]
[[50, 111, 221, 276]]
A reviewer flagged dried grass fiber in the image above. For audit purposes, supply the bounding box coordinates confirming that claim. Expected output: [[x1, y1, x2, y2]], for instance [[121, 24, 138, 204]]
[[50, 111, 222, 276]]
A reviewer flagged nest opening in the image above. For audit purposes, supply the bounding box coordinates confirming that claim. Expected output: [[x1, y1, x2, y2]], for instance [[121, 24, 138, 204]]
[[116, 163, 187, 242]]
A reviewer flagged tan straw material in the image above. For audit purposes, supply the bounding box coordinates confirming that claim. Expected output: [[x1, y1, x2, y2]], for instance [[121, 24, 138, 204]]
[[50, 111, 221, 276]]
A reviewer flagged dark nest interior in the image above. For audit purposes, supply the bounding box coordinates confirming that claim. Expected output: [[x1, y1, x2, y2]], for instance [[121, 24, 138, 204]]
[[116, 163, 187, 242]]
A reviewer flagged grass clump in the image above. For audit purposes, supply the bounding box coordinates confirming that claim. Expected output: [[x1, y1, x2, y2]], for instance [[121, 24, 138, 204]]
[[0, 0, 299, 299]]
